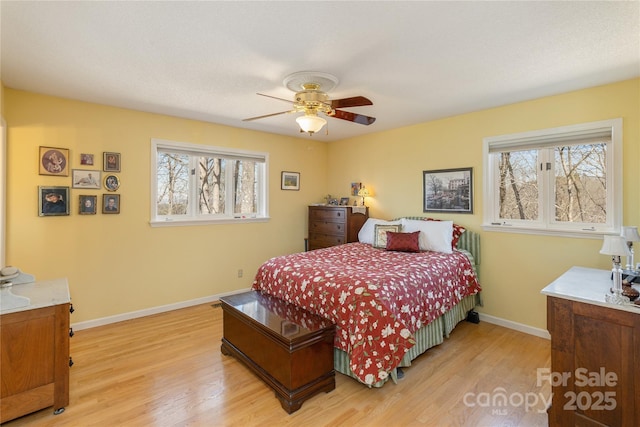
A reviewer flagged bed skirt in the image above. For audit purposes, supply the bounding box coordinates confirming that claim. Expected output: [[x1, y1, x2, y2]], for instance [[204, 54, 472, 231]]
[[333, 292, 480, 387]]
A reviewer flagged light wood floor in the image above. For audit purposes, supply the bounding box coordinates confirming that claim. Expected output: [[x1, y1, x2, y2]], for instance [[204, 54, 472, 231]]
[[4, 303, 551, 427]]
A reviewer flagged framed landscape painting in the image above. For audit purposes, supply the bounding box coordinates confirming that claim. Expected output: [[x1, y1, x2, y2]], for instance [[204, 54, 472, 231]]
[[423, 167, 473, 214]]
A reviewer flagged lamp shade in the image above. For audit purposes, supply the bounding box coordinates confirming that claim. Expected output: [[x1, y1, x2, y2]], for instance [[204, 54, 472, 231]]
[[600, 235, 631, 256], [357, 187, 371, 198], [621, 226, 640, 242], [296, 114, 326, 134]]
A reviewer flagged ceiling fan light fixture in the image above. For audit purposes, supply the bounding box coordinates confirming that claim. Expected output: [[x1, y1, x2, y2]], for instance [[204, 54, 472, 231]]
[[296, 114, 327, 135]]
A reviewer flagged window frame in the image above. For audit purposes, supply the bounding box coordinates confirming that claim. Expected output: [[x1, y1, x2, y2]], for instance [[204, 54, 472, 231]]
[[150, 138, 269, 227], [482, 118, 622, 238]]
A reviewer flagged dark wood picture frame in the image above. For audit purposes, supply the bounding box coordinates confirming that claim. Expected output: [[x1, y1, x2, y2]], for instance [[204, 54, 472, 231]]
[[423, 167, 473, 214], [102, 194, 120, 214], [281, 171, 300, 191]]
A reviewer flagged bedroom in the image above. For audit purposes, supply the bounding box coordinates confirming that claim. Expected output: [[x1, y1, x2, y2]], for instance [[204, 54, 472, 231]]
[[1, 1, 639, 425]]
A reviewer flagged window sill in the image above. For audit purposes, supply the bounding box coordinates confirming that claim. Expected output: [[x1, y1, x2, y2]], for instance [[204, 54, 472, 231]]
[[150, 216, 270, 227], [482, 223, 613, 239]]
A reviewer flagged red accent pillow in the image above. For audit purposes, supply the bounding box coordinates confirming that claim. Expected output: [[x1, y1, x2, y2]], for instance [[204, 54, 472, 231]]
[[386, 231, 421, 252], [424, 218, 466, 249]]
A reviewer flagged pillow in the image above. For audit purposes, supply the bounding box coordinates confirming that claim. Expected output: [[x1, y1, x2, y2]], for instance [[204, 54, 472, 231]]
[[358, 218, 402, 245], [424, 218, 466, 249], [373, 224, 403, 248], [400, 218, 454, 254], [386, 231, 420, 252]]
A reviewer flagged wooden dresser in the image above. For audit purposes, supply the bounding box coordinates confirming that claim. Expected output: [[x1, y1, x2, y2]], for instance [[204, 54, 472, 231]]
[[308, 205, 368, 251], [541, 267, 640, 426], [0, 278, 72, 423]]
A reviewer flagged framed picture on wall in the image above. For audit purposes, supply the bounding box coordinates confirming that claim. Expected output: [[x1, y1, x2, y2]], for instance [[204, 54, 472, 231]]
[[102, 194, 120, 214], [38, 186, 70, 216], [39, 146, 69, 176], [281, 171, 300, 191], [103, 152, 121, 172], [72, 169, 101, 189], [423, 167, 473, 214], [79, 195, 97, 215]]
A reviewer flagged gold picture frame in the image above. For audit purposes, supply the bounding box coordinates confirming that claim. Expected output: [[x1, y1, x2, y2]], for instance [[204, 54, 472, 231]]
[[39, 146, 69, 176]]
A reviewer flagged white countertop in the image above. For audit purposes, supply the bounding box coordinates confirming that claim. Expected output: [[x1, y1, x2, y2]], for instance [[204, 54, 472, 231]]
[[541, 266, 640, 314], [0, 278, 70, 315]]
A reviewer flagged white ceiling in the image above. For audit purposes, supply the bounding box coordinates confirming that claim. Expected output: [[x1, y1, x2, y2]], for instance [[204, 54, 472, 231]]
[[1, 1, 639, 142]]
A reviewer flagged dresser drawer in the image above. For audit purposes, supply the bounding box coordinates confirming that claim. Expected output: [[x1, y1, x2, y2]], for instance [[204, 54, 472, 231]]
[[309, 221, 345, 235], [309, 207, 347, 223], [308, 233, 345, 250]]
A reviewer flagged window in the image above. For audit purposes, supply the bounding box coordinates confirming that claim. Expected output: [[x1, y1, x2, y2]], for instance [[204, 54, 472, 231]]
[[483, 119, 622, 237], [150, 139, 268, 226]]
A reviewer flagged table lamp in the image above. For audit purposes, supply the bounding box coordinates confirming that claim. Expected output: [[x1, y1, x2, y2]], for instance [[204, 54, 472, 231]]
[[600, 235, 631, 305], [357, 186, 371, 207], [621, 226, 640, 271]]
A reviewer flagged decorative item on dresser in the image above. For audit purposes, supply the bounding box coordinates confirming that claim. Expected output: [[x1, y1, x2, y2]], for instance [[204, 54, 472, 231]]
[[307, 205, 369, 251], [541, 266, 640, 427]]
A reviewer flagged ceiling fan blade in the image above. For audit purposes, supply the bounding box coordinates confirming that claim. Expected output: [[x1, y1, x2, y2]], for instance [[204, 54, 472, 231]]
[[330, 96, 373, 109], [332, 109, 376, 125], [242, 110, 294, 121], [257, 93, 293, 104]]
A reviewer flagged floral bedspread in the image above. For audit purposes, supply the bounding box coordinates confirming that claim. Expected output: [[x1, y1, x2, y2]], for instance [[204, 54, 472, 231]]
[[251, 242, 481, 386]]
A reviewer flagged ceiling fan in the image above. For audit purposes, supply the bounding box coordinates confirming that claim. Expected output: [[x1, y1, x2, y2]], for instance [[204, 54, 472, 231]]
[[243, 72, 376, 135]]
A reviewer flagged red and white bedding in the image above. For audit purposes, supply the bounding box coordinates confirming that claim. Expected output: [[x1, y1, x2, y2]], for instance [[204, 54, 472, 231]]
[[252, 242, 481, 386]]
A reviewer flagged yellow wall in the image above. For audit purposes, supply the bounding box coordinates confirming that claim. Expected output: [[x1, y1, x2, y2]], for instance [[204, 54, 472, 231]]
[[4, 89, 328, 322], [5, 79, 639, 330], [327, 78, 640, 330]]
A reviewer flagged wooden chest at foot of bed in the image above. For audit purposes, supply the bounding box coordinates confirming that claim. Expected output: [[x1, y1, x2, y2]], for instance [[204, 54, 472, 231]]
[[219, 291, 336, 414]]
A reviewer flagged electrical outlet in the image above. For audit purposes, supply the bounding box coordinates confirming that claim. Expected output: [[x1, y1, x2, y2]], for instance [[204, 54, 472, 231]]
[[237, 269, 243, 278]]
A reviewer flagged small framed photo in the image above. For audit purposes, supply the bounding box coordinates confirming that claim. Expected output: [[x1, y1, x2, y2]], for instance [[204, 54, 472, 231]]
[[351, 182, 362, 196], [39, 146, 69, 176], [281, 171, 300, 191], [340, 197, 350, 206], [38, 186, 70, 216], [102, 194, 120, 214], [72, 169, 101, 189], [79, 195, 97, 215], [103, 152, 121, 172], [80, 153, 94, 165], [423, 167, 473, 214], [104, 174, 120, 191]]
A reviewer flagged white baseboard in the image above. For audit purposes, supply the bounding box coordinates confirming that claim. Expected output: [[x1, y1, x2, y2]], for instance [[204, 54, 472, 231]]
[[478, 312, 550, 340], [72, 289, 551, 342], [71, 288, 251, 331]]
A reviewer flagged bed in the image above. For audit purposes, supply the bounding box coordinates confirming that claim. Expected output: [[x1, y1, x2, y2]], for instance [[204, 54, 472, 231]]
[[251, 216, 481, 387]]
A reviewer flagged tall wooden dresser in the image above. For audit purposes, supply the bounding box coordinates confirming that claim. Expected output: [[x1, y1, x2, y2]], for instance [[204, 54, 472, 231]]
[[308, 205, 368, 250], [541, 267, 640, 426]]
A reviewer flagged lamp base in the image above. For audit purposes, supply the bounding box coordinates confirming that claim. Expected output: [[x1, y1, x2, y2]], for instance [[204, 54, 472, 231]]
[[605, 289, 630, 305]]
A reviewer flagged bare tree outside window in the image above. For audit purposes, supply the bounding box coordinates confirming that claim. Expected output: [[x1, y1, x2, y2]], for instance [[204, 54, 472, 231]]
[[498, 150, 538, 220], [152, 139, 267, 224], [485, 119, 620, 236], [554, 144, 606, 224], [157, 152, 189, 215]]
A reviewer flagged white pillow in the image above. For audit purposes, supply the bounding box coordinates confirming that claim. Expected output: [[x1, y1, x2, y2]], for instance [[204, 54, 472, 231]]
[[400, 218, 454, 254], [358, 218, 402, 245]]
